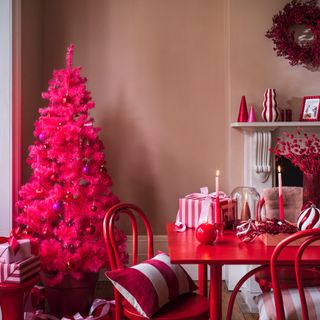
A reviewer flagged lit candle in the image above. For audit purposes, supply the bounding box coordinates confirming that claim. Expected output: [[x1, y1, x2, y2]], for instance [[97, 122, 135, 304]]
[[278, 165, 285, 221], [240, 192, 251, 221], [215, 170, 221, 224]]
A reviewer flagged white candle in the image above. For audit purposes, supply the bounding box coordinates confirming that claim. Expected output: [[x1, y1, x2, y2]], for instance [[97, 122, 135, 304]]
[[215, 170, 220, 195]]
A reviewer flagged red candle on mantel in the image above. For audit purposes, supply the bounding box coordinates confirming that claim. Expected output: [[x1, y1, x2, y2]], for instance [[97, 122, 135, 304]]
[[278, 165, 285, 221], [215, 170, 221, 224]]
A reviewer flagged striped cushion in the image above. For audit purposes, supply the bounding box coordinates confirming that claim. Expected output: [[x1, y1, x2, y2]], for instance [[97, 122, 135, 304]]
[[105, 253, 197, 319], [255, 287, 320, 320]]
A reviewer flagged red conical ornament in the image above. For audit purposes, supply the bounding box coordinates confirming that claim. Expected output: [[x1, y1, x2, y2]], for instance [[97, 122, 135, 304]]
[[237, 96, 248, 122], [248, 105, 257, 122]]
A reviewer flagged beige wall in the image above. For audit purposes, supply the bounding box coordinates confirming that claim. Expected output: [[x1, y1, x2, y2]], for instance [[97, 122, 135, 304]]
[[21, 0, 44, 183], [21, 1, 320, 234]]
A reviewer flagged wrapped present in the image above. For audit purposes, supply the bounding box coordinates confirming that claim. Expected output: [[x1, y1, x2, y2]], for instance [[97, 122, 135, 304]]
[[24, 298, 115, 320], [0, 255, 40, 284], [0, 237, 39, 264], [24, 285, 46, 314], [176, 187, 237, 230]]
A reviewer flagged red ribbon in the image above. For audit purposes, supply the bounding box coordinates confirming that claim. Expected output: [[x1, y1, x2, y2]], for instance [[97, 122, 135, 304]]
[[0, 226, 39, 255], [236, 218, 298, 242]]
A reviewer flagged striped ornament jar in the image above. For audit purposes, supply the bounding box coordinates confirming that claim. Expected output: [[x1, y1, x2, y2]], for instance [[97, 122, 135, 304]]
[[261, 88, 279, 122]]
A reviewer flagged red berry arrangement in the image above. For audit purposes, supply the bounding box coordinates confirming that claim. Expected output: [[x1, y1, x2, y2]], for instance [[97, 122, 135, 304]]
[[271, 128, 320, 174]]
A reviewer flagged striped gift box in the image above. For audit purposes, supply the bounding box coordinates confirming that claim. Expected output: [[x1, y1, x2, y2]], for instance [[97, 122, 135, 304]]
[[0, 238, 38, 264], [0, 255, 40, 284], [177, 197, 237, 229]]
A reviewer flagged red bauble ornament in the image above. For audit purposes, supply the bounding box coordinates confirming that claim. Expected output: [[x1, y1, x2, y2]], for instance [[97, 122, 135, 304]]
[[99, 166, 107, 173], [23, 205, 28, 213], [90, 204, 97, 212], [93, 142, 101, 151], [66, 260, 74, 270], [42, 227, 48, 236], [49, 173, 58, 182], [85, 225, 96, 235], [195, 223, 216, 245], [41, 144, 49, 150], [62, 95, 70, 104], [68, 244, 75, 254], [64, 191, 73, 202], [35, 188, 44, 197]]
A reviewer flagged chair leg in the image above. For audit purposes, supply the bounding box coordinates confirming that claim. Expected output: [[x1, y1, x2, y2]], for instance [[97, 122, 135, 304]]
[[226, 265, 268, 320]]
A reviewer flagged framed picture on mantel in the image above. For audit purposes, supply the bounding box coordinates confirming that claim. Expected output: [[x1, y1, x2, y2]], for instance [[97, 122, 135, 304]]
[[300, 96, 320, 121]]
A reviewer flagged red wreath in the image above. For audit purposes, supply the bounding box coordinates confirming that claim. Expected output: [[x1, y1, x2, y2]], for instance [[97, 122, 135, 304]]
[[266, 0, 320, 68]]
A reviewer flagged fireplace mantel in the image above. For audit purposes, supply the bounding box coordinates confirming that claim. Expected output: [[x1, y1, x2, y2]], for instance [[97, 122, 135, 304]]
[[231, 121, 320, 131]]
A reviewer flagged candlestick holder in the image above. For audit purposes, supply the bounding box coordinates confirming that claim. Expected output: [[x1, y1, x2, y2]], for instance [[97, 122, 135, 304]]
[[231, 186, 260, 229], [214, 222, 224, 236]]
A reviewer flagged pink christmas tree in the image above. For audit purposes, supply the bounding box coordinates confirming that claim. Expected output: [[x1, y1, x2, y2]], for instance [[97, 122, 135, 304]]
[[16, 44, 127, 285]]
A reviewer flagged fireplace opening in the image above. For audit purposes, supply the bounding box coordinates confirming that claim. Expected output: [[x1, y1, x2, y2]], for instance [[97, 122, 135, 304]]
[[275, 156, 303, 187]]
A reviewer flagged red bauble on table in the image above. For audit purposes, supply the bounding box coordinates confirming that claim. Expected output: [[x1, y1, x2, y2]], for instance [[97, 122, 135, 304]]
[[195, 223, 216, 245]]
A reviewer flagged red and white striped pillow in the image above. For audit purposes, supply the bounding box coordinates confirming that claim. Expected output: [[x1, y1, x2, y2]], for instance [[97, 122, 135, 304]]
[[255, 287, 320, 320], [105, 252, 197, 318]]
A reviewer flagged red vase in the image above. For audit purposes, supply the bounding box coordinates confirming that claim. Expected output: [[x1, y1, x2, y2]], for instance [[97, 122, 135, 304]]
[[303, 173, 320, 207], [41, 272, 98, 318]]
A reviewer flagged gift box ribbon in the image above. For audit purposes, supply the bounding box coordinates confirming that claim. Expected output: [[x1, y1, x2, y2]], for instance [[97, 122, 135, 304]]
[[175, 187, 228, 232], [0, 226, 39, 257]]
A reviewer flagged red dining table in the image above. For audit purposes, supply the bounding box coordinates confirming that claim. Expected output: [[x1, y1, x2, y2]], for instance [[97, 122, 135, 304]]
[[166, 223, 320, 320]]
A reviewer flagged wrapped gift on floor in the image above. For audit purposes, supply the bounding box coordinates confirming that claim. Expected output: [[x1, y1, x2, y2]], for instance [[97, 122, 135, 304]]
[[24, 285, 46, 314], [0, 255, 40, 284], [0, 236, 39, 264], [176, 187, 237, 229]]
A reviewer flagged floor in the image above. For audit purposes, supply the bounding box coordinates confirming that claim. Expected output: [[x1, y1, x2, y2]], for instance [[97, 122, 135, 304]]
[[94, 280, 259, 319]]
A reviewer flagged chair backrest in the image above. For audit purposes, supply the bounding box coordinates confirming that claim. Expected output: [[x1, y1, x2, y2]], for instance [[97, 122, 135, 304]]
[[103, 202, 154, 270], [270, 228, 320, 320], [103, 203, 154, 320]]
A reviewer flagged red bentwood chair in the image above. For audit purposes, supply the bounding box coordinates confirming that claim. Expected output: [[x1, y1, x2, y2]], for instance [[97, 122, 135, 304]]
[[103, 203, 209, 320], [254, 190, 320, 292], [226, 228, 320, 320]]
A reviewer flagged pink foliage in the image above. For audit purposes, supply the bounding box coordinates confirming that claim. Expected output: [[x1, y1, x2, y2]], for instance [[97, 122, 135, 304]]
[[16, 44, 127, 285], [271, 128, 320, 174]]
